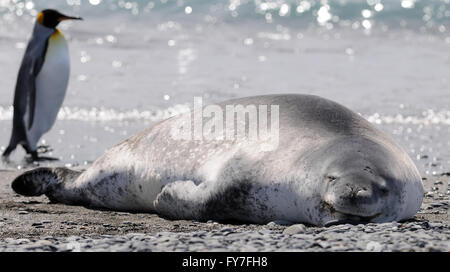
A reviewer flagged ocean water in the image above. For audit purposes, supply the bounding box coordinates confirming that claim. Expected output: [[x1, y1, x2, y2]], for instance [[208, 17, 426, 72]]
[[0, 0, 449, 175]]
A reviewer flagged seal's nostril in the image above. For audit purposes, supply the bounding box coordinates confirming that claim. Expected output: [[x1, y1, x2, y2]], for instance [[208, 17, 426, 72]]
[[356, 188, 368, 197], [357, 187, 368, 194], [327, 175, 337, 182]]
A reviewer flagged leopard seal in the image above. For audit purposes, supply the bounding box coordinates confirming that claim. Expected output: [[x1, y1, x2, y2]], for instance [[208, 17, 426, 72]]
[[11, 94, 423, 226]]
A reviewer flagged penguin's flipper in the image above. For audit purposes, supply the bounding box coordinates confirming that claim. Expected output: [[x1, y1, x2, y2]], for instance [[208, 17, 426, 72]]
[[10, 25, 52, 150], [5, 23, 54, 159], [26, 38, 49, 130], [27, 73, 36, 130]]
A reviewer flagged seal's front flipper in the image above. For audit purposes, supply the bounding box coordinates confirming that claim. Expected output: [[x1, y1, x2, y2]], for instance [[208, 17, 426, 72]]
[[154, 180, 209, 220], [12, 167, 81, 202]]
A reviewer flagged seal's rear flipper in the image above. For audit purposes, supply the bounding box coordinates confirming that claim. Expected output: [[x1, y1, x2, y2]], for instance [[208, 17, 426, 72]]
[[12, 167, 56, 196], [12, 167, 81, 201]]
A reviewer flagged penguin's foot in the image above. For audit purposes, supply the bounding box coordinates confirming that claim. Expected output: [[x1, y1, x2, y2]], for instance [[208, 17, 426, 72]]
[[37, 145, 53, 154], [2, 146, 14, 159], [1, 155, 11, 164], [31, 156, 60, 162], [27, 152, 59, 163]]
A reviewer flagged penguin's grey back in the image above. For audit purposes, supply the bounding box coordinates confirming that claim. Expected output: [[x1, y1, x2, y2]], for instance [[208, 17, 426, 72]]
[[8, 23, 54, 150]]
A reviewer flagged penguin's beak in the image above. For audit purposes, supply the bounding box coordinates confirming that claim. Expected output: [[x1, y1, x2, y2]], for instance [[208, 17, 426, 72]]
[[58, 15, 83, 21]]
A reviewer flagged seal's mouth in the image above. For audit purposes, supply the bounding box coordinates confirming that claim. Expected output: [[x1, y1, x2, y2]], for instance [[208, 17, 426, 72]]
[[322, 201, 381, 227]]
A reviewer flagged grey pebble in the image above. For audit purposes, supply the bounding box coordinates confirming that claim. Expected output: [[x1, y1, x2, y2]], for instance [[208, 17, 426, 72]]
[[219, 227, 235, 233], [366, 241, 384, 252], [429, 222, 443, 228], [283, 224, 307, 235], [0, 221, 448, 252], [267, 220, 293, 226]]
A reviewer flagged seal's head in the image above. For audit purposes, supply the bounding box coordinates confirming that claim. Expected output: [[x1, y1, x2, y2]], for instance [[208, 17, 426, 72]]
[[321, 162, 396, 226], [309, 136, 422, 226]]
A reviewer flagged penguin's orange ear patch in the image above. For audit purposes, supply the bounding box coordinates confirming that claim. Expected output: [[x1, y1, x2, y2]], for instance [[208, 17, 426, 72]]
[[37, 12, 44, 25]]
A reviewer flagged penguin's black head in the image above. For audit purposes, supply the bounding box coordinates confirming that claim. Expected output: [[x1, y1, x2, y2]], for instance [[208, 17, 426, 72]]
[[37, 9, 82, 29]]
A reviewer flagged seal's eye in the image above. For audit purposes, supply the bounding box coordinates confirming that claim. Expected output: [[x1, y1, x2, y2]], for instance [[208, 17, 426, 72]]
[[327, 175, 337, 182], [380, 187, 389, 196]]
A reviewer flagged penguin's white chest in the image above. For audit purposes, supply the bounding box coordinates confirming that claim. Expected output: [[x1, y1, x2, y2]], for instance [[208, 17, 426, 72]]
[[28, 30, 70, 149]]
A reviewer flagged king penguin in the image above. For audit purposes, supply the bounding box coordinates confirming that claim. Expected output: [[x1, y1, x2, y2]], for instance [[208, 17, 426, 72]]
[[2, 9, 82, 162]]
